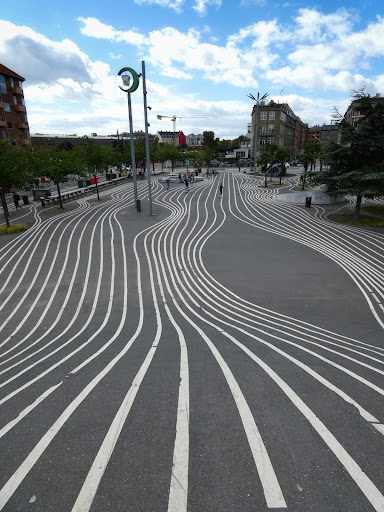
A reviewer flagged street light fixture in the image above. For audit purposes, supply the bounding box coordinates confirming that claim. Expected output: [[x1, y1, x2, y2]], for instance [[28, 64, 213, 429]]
[[118, 67, 140, 210], [247, 92, 269, 176]]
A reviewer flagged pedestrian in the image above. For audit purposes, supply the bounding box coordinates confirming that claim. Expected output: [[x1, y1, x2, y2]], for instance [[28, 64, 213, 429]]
[[184, 179, 189, 192], [13, 191, 21, 209], [219, 183, 223, 196], [166, 177, 170, 190]]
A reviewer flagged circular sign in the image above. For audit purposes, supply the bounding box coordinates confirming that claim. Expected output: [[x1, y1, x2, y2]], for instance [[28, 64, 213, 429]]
[[118, 67, 140, 93]]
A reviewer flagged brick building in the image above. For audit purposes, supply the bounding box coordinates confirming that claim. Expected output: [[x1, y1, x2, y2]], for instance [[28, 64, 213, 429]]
[[0, 64, 30, 148], [251, 100, 308, 160]]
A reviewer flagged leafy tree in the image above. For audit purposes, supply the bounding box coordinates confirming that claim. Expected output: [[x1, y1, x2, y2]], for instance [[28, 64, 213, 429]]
[[305, 141, 322, 171], [160, 144, 183, 171], [0, 141, 30, 227], [28, 146, 86, 209], [203, 131, 217, 151], [257, 144, 279, 187], [275, 146, 291, 184], [297, 150, 316, 190], [311, 91, 384, 219]]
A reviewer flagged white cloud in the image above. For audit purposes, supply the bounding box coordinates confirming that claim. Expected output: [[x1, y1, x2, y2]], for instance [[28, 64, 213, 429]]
[[78, 17, 146, 45], [134, 0, 185, 13], [0, 20, 97, 86], [192, 0, 221, 17]]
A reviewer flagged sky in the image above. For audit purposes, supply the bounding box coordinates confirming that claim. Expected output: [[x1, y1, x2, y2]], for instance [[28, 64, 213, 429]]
[[1, 0, 384, 140]]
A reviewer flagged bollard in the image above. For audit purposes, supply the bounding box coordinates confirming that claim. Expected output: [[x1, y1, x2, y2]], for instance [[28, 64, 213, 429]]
[[136, 199, 141, 212], [305, 197, 312, 207], [40, 197, 46, 208]]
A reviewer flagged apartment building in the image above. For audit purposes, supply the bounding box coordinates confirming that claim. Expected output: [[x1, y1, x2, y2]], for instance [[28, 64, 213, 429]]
[[186, 133, 203, 148], [344, 93, 384, 126], [0, 64, 30, 148], [250, 100, 307, 160]]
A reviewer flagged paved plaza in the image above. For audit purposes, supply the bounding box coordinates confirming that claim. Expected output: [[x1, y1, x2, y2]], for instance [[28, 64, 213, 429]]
[[0, 170, 384, 511]]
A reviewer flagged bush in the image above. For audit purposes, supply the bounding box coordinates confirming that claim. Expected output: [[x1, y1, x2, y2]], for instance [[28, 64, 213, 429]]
[[0, 223, 28, 235]]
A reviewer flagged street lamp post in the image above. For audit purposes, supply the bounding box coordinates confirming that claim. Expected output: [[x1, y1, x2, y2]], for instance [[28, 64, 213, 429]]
[[118, 67, 140, 210], [141, 61, 154, 216], [247, 92, 269, 176]]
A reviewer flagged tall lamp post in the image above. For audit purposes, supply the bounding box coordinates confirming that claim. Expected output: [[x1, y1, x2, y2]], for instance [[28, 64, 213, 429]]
[[247, 92, 269, 176], [141, 61, 154, 216], [118, 67, 139, 210]]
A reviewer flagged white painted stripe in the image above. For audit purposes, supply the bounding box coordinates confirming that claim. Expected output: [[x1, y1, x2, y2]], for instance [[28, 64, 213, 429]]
[[0, 382, 62, 439]]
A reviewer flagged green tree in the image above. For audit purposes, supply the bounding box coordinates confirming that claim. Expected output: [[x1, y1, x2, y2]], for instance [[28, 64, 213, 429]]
[[0, 141, 29, 227], [29, 146, 85, 209], [311, 92, 384, 219], [297, 150, 315, 190], [203, 131, 217, 151], [275, 146, 291, 184], [160, 144, 183, 171], [257, 144, 279, 187]]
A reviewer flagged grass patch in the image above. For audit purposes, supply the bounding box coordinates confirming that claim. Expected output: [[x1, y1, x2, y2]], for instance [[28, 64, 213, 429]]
[[329, 213, 384, 227], [0, 223, 28, 235], [362, 205, 384, 216], [53, 206, 73, 211]]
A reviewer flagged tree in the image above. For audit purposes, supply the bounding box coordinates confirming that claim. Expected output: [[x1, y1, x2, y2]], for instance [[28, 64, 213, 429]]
[[0, 141, 30, 227], [275, 146, 291, 184], [297, 150, 315, 190], [160, 144, 183, 171], [311, 92, 384, 219], [305, 141, 322, 171], [203, 131, 217, 151], [257, 144, 278, 187], [28, 146, 85, 209]]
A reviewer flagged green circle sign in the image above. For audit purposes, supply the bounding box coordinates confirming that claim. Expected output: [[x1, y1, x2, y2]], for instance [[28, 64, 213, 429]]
[[118, 67, 140, 93]]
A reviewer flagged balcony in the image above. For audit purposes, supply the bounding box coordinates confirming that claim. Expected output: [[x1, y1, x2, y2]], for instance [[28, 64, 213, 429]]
[[0, 120, 6, 127], [12, 87, 23, 95], [20, 138, 31, 146], [14, 105, 26, 112], [16, 122, 29, 129], [0, 101, 3, 109]]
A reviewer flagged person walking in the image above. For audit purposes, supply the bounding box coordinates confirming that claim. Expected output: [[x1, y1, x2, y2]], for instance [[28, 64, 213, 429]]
[[219, 183, 223, 197], [13, 191, 21, 209], [166, 177, 170, 190], [184, 178, 189, 192]]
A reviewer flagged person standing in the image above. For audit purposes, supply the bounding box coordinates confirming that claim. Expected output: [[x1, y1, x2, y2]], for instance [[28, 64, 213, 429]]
[[184, 178, 189, 192], [219, 183, 223, 197], [166, 177, 170, 190]]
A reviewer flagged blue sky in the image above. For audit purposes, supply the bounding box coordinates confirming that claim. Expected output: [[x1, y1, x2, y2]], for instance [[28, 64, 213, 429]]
[[1, 0, 384, 139]]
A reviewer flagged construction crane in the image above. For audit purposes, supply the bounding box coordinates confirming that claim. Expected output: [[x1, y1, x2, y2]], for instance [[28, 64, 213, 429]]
[[156, 114, 221, 131]]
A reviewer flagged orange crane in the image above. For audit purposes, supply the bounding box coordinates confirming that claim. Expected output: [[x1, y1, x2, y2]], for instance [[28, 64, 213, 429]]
[[156, 114, 221, 131]]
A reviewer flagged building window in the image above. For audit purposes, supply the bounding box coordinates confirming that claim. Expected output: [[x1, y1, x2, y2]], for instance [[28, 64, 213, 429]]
[[21, 97, 25, 106], [260, 124, 266, 132], [4, 102, 11, 112], [13, 96, 18, 105], [10, 138, 17, 147], [260, 139, 266, 145], [7, 121, 14, 130], [268, 124, 274, 133], [10, 78, 14, 88], [267, 138, 274, 144], [269, 111, 275, 120], [0, 75, 6, 94], [0, 128, 6, 139], [260, 111, 267, 120]]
